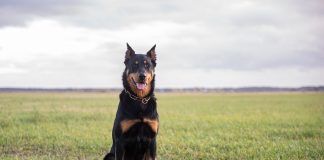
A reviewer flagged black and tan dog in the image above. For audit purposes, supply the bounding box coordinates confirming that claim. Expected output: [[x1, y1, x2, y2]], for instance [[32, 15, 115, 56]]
[[104, 44, 159, 160]]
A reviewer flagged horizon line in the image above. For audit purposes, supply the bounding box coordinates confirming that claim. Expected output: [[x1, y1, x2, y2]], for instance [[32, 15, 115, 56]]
[[0, 85, 324, 89], [1, 86, 323, 93]]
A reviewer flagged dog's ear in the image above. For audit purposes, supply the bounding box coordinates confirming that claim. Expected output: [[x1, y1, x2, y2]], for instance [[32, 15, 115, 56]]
[[125, 43, 135, 64], [147, 44, 156, 66]]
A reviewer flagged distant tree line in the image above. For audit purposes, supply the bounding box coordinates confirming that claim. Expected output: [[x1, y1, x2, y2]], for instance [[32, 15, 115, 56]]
[[1, 86, 324, 93]]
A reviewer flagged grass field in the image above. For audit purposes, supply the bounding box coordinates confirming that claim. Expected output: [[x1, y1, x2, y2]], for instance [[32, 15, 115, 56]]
[[0, 92, 323, 160]]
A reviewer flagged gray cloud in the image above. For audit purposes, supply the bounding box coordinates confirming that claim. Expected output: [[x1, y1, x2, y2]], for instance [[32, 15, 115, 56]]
[[0, 0, 87, 26], [1, 0, 321, 28], [0, 0, 323, 87]]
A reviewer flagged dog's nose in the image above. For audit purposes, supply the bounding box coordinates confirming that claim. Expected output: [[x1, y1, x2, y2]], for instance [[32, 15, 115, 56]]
[[139, 74, 146, 81]]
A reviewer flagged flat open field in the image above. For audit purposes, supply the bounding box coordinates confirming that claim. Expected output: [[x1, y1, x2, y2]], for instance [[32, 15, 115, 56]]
[[0, 92, 323, 159]]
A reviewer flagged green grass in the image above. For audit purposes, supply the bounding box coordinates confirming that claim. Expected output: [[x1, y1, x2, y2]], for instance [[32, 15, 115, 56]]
[[0, 92, 323, 159]]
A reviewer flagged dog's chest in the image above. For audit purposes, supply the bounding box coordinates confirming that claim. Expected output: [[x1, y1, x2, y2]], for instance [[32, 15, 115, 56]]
[[120, 118, 158, 138]]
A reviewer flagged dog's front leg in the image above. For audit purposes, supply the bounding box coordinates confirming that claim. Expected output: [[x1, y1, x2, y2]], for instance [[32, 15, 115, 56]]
[[145, 138, 157, 160], [115, 139, 125, 160]]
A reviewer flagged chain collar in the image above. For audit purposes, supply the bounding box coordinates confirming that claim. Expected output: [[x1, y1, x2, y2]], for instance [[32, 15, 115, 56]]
[[124, 89, 151, 104]]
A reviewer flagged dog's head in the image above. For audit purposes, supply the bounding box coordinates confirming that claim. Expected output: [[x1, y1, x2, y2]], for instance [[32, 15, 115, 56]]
[[123, 43, 157, 98]]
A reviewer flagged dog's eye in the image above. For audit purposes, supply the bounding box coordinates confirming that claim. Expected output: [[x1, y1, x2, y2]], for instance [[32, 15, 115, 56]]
[[133, 61, 139, 66], [145, 64, 149, 68]]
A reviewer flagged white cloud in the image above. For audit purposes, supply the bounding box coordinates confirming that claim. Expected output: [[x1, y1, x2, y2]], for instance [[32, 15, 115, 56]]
[[0, 63, 27, 74], [0, 19, 207, 87]]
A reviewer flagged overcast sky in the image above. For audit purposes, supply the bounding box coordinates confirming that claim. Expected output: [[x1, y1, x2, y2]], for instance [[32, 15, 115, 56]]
[[0, 0, 323, 88]]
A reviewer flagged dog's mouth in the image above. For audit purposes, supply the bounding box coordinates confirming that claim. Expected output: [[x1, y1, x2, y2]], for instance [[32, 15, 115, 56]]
[[131, 77, 147, 90]]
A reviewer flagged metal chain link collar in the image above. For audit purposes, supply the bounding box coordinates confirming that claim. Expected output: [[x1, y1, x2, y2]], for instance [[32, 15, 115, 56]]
[[124, 89, 151, 104]]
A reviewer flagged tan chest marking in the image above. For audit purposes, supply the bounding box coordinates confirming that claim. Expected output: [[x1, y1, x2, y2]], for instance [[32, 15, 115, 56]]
[[120, 118, 159, 133], [143, 119, 159, 133], [120, 119, 141, 133]]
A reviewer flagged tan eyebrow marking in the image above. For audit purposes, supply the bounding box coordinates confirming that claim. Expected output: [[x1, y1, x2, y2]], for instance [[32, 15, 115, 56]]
[[135, 61, 138, 64], [144, 60, 147, 64]]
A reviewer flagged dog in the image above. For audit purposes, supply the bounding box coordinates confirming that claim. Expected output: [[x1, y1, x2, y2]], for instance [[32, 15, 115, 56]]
[[104, 43, 159, 160]]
